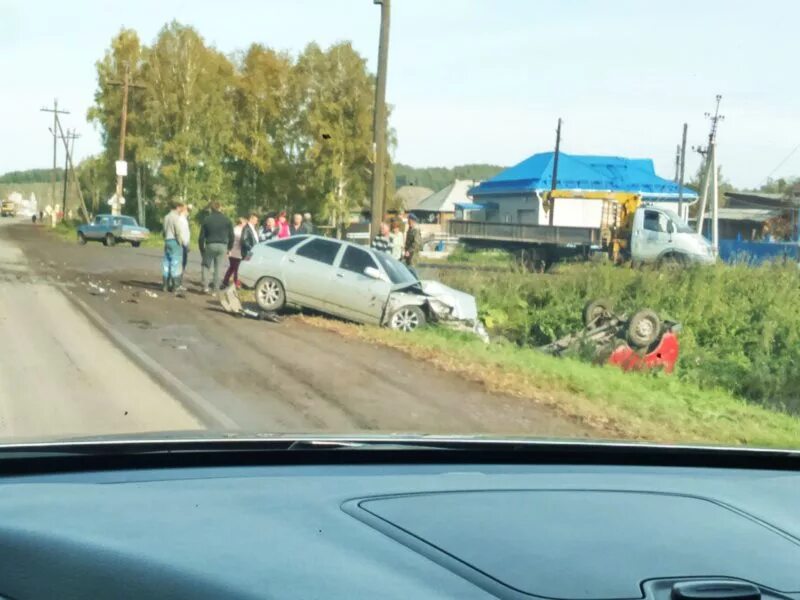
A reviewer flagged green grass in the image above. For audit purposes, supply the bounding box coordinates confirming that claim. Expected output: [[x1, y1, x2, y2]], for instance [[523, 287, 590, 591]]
[[305, 317, 800, 448], [437, 262, 800, 414]]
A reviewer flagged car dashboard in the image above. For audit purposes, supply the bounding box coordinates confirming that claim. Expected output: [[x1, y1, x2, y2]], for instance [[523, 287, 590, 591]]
[[0, 441, 797, 599]]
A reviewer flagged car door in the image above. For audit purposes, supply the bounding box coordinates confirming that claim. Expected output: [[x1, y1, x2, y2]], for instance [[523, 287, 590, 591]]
[[329, 245, 393, 324], [282, 238, 343, 311], [86, 216, 109, 239], [635, 209, 671, 262]]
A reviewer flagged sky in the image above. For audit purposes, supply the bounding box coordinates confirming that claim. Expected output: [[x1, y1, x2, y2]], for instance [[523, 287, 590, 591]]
[[1, 0, 798, 189]]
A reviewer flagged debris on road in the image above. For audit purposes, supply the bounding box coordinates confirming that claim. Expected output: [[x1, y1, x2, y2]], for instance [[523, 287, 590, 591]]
[[219, 284, 283, 322], [144, 290, 159, 299]]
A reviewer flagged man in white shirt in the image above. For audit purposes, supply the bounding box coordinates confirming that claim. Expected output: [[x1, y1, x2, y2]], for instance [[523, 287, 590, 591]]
[[178, 205, 191, 274], [162, 201, 188, 294]]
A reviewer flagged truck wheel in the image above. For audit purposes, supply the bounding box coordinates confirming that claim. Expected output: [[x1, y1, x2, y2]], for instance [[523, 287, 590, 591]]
[[657, 253, 687, 269], [583, 299, 613, 328], [104, 233, 116, 247], [131, 241, 141, 248], [78, 232, 87, 245], [388, 305, 426, 332], [255, 277, 286, 312], [627, 309, 661, 349]]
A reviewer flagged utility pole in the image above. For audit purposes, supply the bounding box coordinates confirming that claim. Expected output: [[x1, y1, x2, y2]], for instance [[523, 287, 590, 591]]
[[548, 117, 562, 226], [40, 99, 69, 208], [370, 0, 391, 239], [60, 129, 79, 217], [674, 144, 681, 183], [693, 95, 724, 250], [677, 123, 688, 221], [53, 115, 90, 223], [108, 63, 146, 216]]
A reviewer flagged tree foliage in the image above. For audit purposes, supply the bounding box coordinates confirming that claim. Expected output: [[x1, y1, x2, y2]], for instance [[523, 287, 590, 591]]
[[88, 23, 392, 231], [394, 163, 505, 192]]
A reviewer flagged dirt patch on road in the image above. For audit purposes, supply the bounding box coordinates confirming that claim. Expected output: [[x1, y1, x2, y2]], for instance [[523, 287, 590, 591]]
[[6, 222, 594, 437]]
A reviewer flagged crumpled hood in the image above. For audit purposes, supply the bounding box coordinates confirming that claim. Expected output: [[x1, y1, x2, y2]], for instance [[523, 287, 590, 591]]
[[418, 280, 478, 321]]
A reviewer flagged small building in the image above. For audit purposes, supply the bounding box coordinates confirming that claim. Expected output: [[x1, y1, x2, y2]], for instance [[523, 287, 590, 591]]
[[469, 152, 699, 226], [394, 185, 435, 212], [411, 179, 476, 234]]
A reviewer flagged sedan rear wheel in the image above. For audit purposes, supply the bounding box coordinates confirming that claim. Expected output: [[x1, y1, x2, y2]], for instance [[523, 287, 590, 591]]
[[255, 277, 286, 312], [78, 232, 87, 245], [388, 305, 426, 332]]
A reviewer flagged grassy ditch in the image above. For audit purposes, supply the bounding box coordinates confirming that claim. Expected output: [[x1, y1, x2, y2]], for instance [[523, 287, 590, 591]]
[[433, 261, 800, 414], [301, 316, 800, 448]]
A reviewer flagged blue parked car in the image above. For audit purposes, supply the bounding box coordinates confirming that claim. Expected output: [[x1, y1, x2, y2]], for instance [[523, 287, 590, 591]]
[[77, 214, 150, 247]]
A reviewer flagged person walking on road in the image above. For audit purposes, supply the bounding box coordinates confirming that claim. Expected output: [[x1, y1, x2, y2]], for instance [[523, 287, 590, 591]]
[[276, 212, 290, 239], [290, 213, 305, 236], [390, 220, 404, 261], [178, 204, 191, 274], [403, 213, 422, 267], [162, 201, 188, 294], [199, 201, 234, 294], [222, 216, 247, 289], [371, 222, 392, 254]]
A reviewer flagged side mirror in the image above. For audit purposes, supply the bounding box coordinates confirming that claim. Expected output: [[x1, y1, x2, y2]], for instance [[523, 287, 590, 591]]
[[364, 266, 386, 281], [667, 221, 676, 234]]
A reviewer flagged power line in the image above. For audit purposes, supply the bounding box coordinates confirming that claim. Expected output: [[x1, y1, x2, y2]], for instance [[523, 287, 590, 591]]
[[762, 143, 800, 184]]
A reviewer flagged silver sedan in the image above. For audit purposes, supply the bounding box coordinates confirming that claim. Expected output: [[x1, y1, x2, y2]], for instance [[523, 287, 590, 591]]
[[238, 235, 485, 336]]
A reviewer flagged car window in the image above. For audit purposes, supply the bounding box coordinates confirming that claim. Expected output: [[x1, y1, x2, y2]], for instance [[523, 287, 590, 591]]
[[643, 211, 667, 233], [94, 217, 103, 224], [121, 217, 137, 226], [294, 238, 341, 265], [267, 237, 307, 252], [339, 245, 378, 275], [373, 251, 418, 285]]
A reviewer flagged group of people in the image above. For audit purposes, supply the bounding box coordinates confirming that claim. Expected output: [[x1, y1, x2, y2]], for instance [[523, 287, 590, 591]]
[[161, 202, 423, 297], [161, 202, 315, 295], [371, 212, 423, 267]]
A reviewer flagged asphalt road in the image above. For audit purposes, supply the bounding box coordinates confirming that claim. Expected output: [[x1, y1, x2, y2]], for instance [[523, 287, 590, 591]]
[[0, 220, 200, 440], [1, 219, 588, 440]]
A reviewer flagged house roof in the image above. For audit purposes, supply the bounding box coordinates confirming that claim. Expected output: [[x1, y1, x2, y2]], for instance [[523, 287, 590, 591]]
[[470, 152, 698, 200], [724, 191, 800, 210], [414, 179, 476, 213], [710, 208, 783, 222], [395, 185, 435, 210]]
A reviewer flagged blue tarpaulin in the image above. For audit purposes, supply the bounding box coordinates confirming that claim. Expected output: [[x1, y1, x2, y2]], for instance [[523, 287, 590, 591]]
[[470, 152, 698, 200]]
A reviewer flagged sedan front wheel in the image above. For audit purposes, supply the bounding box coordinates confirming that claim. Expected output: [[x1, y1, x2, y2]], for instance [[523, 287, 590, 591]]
[[388, 305, 426, 332], [255, 277, 286, 312]]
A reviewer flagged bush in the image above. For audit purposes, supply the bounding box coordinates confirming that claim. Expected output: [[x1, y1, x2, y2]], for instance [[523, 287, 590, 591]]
[[437, 262, 800, 413]]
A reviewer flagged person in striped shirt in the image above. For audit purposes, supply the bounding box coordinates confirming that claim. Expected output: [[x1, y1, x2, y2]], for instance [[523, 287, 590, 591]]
[[371, 221, 392, 254]]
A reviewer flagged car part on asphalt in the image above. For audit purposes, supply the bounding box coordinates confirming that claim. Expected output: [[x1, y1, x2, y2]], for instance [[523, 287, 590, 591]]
[[541, 299, 680, 373], [220, 284, 283, 322]]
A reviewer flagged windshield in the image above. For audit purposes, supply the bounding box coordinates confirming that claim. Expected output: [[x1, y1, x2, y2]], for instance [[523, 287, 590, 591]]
[[1, 2, 799, 454], [373, 250, 418, 285], [660, 209, 695, 234]]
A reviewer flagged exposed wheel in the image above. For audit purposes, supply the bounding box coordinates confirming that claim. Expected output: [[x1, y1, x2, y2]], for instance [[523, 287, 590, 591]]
[[627, 309, 661, 349], [254, 277, 286, 312], [388, 305, 426, 332], [131, 241, 141, 248], [583, 299, 613, 328], [657, 253, 687, 269], [78, 232, 87, 245], [104, 233, 116, 247]]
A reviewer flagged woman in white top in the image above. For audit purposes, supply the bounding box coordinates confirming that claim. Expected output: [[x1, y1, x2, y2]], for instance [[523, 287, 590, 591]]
[[222, 216, 247, 288], [390, 221, 404, 261]]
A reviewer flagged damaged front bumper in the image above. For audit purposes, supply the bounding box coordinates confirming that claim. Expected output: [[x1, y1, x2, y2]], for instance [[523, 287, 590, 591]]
[[384, 281, 489, 342]]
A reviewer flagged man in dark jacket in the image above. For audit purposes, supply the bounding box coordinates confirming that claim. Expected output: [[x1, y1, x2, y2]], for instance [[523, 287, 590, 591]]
[[240, 213, 260, 258], [289, 213, 305, 236], [198, 201, 234, 294]]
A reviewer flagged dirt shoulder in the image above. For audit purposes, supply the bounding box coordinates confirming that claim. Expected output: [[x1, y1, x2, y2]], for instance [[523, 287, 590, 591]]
[[6, 222, 592, 437]]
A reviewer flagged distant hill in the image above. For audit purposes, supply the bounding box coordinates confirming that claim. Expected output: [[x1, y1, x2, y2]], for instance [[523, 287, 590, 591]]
[[0, 168, 61, 184], [394, 163, 505, 192]]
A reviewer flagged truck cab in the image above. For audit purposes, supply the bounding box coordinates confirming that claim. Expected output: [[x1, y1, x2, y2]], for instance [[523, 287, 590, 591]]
[[631, 205, 715, 266]]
